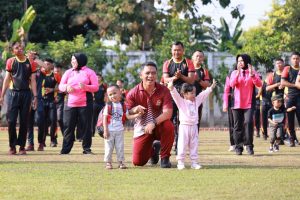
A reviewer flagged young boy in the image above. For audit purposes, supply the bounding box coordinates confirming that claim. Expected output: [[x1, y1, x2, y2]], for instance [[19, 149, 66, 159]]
[[103, 84, 141, 169], [267, 95, 286, 152]]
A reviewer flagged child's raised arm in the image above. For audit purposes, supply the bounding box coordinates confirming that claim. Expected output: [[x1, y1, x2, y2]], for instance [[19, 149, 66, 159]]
[[167, 78, 174, 91]]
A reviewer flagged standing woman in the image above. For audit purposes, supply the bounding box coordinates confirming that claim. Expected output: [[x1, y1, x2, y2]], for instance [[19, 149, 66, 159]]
[[230, 54, 262, 155], [59, 53, 99, 154]]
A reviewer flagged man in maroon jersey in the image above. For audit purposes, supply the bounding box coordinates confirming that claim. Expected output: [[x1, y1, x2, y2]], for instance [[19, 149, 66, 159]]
[[126, 62, 174, 168]]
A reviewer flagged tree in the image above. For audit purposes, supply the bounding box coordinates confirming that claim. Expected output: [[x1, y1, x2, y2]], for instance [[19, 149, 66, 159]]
[[217, 15, 244, 53], [46, 35, 107, 71], [66, 0, 234, 50], [239, 1, 290, 70]]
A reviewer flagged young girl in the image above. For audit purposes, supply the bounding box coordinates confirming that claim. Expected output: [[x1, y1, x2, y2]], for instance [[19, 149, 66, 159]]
[[168, 79, 216, 170]]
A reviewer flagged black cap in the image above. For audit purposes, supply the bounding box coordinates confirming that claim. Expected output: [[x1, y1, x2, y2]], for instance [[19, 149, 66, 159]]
[[271, 95, 283, 102]]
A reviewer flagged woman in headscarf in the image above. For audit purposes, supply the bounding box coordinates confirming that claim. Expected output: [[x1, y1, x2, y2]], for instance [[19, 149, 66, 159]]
[[59, 53, 98, 154], [229, 54, 262, 155]]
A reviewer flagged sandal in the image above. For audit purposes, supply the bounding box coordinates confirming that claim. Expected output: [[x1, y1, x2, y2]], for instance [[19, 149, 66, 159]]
[[119, 163, 127, 169], [105, 162, 113, 170]]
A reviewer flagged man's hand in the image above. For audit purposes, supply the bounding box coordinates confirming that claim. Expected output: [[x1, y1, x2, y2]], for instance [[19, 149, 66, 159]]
[[145, 122, 155, 134], [174, 69, 182, 80], [32, 97, 37, 110], [44, 88, 54, 94]]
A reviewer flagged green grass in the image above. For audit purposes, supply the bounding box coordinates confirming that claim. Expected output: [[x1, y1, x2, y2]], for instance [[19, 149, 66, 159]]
[[0, 130, 300, 200]]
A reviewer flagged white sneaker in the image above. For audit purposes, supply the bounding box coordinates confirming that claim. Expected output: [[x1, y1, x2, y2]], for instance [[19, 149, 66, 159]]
[[177, 164, 185, 170], [228, 145, 236, 152], [191, 163, 202, 170]]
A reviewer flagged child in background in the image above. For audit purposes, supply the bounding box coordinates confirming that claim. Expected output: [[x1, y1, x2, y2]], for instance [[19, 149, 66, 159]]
[[168, 79, 216, 170], [267, 95, 286, 153], [103, 84, 141, 169]]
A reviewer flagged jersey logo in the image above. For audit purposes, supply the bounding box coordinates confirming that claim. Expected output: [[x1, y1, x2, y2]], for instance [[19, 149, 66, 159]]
[[156, 100, 162, 106]]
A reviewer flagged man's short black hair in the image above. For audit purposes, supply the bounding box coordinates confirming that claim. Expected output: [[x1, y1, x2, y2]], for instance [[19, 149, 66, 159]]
[[171, 41, 184, 49], [274, 58, 284, 63], [141, 61, 157, 71], [291, 51, 300, 57], [44, 58, 54, 64]]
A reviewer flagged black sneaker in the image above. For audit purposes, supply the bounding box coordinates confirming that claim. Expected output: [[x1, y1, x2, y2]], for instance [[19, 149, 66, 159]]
[[273, 144, 279, 152], [235, 148, 242, 155], [160, 157, 171, 168], [50, 142, 57, 147], [83, 150, 94, 155], [150, 141, 161, 165], [246, 146, 254, 155]]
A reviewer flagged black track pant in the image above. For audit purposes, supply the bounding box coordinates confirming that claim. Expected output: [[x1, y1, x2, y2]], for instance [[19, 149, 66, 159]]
[[7, 90, 32, 148]]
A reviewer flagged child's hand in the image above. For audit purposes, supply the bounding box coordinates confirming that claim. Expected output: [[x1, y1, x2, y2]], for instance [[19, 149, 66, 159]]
[[103, 131, 109, 139], [211, 79, 217, 89], [167, 78, 174, 90]]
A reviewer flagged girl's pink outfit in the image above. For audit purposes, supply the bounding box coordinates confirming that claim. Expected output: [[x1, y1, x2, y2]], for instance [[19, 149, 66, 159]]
[[170, 86, 212, 164]]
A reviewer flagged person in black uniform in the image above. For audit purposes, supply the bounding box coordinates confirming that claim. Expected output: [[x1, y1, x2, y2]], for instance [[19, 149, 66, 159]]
[[35, 58, 61, 150], [281, 52, 300, 147], [92, 73, 107, 136], [162, 41, 195, 155], [0, 41, 38, 155]]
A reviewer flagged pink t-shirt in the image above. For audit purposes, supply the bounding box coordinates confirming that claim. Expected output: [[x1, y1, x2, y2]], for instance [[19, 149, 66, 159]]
[[59, 66, 98, 107], [229, 69, 262, 109], [170, 86, 212, 125]]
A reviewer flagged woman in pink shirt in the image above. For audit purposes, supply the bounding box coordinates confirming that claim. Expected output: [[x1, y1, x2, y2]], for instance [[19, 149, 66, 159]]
[[59, 53, 99, 154], [230, 54, 262, 155]]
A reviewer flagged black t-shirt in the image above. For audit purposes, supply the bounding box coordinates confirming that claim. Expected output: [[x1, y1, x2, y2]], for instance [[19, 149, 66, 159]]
[[36, 70, 58, 101], [268, 106, 285, 124], [94, 83, 106, 106], [165, 59, 190, 91], [282, 66, 300, 97], [6, 58, 36, 90], [272, 72, 284, 97]]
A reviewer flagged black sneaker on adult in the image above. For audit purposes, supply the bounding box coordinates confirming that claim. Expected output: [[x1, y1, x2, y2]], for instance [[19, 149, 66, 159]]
[[50, 142, 57, 147], [160, 157, 171, 168], [83, 150, 94, 155], [150, 141, 161, 165], [246, 146, 254, 155], [235, 148, 242, 155]]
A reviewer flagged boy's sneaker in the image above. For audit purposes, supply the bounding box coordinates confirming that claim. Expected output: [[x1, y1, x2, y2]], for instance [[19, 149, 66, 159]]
[[177, 163, 185, 170], [269, 147, 274, 153], [150, 141, 161, 165], [191, 163, 202, 170], [273, 144, 279, 152], [119, 163, 127, 169], [228, 145, 235, 152]]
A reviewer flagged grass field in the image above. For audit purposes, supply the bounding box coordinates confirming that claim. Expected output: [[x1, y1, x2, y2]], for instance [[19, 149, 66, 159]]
[[0, 130, 300, 200]]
